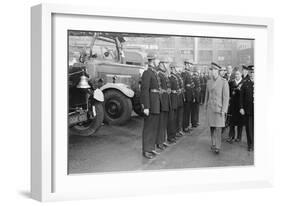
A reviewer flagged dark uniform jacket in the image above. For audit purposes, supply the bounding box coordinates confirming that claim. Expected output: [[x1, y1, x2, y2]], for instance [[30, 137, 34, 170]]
[[192, 74, 201, 103], [140, 66, 161, 114], [224, 73, 235, 82], [200, 75, 207, 92], [169, 73, 180, 109], [200, 76, 204, 89], [182, 70, 194, 102], [158, 70, 171, 112], [228, 79, 243, 125], [239, 75, 254, 116], [175, 73, 185, 107]]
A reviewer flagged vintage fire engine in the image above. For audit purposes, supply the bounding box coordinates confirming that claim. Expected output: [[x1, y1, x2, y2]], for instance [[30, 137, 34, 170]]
[[69, 31, 146, 125], [68, 62, 104, 136]]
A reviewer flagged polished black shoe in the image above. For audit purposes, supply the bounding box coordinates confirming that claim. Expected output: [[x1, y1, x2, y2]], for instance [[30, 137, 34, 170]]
[[247, 147, 253, 152], [214, 149, 220, 154], [176, 132, 182, 137], [183, 128, 189, 132], [163, 142, 169, 147], [186, 128, 193, 133], [157, 144, 166, 150], [226, 138, 234, 144], [210, 145, 216, 151], [151, 150, 160, 155], [179, 131, 185, 136], [143, 152, 155, 159], [235, 138, 241, 142], [168, 139, 176, 144]]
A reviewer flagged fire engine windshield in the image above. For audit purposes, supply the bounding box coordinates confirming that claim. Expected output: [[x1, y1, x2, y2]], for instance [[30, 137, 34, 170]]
[[92, 39, 118, 62]]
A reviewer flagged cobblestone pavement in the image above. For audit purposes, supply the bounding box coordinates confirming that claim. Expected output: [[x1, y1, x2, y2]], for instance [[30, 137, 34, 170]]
[[68, 106, 254, 174]]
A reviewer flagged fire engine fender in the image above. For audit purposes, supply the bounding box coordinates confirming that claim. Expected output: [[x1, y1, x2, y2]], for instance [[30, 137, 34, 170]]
[[93, 88, 104, 102], [100, 83, 135, 98]]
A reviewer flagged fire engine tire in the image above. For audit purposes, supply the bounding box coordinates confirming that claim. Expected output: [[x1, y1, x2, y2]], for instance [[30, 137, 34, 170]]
[[132, 94, 145, 117], [69, 102, 104, 137], [103, 89, 132, 125]]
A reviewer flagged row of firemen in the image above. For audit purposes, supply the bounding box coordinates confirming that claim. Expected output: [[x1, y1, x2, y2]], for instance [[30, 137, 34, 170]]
[[140, 53, 254, 159], [140, 53, 205, 159]]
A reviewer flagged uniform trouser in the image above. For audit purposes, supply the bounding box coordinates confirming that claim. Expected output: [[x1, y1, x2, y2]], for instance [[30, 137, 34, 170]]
[[142, 114, 160, 153], [177, 106, 184, 132], [183, 101, 192, 129], [200, 90, 206, 104], [167, 108, 177, 141], [229, 125, 243, 140], [191, 102, 200, 126], [210, 127, 222, 150], [245, 115, 254, 149], [221, 113, 228, 136], [156, 111, 168, 145]]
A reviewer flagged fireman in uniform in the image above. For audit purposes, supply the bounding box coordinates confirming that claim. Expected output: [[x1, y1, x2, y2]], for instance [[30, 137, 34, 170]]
[[191, 68, 201, 128], [167, 62, 179, 144], [140, 53, 161, 159], [175, 69, 185, 137], [156, 57, 171, 150], [182, 60, 195, 132], [239, 65, 254, 151], [199, 72, 207, 104]]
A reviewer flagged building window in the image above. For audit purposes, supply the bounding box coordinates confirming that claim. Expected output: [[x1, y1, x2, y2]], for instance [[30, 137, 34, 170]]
[[198, 50, 213, 62]]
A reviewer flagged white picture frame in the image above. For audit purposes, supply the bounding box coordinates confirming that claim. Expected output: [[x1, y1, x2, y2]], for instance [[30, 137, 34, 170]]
[[31, 3, 274, 202]]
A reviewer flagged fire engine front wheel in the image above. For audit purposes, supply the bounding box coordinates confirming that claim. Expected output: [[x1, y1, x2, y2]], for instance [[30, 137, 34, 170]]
[[104, 90, 132, 125], [132, 93, 145, 117], [69, 102, 104, 137]]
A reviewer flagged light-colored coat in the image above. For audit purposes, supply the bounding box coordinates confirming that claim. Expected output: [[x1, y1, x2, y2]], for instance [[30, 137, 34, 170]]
[[205, 76, 230, 127]]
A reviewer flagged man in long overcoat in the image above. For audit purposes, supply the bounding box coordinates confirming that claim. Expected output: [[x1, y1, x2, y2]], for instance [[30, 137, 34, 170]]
[[205, 62, 230, 154], [140, 53, 161, 159]]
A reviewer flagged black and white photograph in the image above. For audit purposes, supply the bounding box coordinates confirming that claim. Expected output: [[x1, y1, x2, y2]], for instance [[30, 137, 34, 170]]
[[2, 0, 279, 204], [68, 30, 254, 174]]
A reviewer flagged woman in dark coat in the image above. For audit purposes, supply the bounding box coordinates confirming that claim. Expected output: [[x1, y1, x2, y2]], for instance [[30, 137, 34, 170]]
[[227, 70, 243, 143]]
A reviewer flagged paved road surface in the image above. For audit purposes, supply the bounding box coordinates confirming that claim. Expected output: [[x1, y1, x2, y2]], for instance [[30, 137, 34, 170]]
[[68, 106, 254, 174]]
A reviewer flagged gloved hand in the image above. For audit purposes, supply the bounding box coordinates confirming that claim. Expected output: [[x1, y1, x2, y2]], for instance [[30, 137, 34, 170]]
[[240, 108, 245, 115], [143, 109, 149, 116]]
